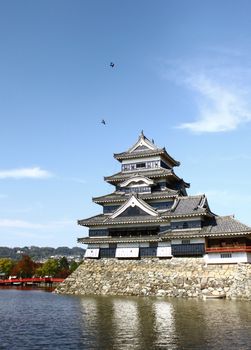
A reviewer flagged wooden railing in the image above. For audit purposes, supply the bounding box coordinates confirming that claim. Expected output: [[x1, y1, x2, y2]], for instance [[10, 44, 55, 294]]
[[206, 246, 251, 253]]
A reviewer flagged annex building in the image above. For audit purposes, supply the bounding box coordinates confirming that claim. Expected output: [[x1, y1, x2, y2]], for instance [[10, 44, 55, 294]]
[[78, 132, 251, 264]]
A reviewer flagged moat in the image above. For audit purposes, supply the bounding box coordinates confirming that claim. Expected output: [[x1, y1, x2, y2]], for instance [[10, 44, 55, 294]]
[[0, 289, 250, 349]]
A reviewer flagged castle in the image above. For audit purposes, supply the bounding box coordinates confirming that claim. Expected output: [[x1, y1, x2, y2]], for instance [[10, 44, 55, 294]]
[[78, 132, 251, 264]]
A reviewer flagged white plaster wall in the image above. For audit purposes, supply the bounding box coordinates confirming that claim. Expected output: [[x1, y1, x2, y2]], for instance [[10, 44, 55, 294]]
[[157, 246, 172, 257], [205, 252, 249, 264], [122, 157, 161, 165]]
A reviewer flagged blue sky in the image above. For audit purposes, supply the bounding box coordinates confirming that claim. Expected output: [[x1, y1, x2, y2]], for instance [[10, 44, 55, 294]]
[[1, 0, 251, 247]]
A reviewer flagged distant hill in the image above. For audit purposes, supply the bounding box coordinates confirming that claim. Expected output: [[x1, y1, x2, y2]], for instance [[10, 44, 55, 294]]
[[0, 246, 85, 261]]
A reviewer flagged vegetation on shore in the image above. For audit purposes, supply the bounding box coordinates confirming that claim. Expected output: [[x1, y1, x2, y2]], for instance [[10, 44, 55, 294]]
[[0, 255, 81, 279]]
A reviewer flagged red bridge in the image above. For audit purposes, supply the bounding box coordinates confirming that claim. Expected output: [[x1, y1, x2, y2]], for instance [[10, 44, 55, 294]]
[[0, 277, 64, 286]]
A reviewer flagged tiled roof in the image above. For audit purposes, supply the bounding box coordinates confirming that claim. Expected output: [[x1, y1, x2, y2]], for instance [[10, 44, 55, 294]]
[[114, 148, 180, 166], [78, 235, 161, 244], [78, 214, 165, 226], [205, 215, 251, 234], [104, 169, 190, 188], [162, 195, 208, 217], [93, 189, 179, 204], [105, 168, 172, 181], [78, 195, 210, 227], [160, 215, 251, 239]]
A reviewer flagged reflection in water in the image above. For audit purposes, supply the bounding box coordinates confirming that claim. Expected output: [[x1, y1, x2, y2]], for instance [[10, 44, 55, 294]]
[[1, 290, 251, 350], [79, 297, 251, 350], [80, 298, 99, 348], [154, 301, 177, 349], [112, 299, 140, 349]]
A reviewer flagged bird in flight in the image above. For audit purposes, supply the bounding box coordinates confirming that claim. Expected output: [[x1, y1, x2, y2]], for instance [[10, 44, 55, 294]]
[[110, 62, 115, 68], [101, 119, 106, 125]]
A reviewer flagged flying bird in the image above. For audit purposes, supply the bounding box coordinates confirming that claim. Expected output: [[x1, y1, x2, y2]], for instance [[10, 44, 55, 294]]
[[110, 62, 115, 68], [101, 119, 106, 125]]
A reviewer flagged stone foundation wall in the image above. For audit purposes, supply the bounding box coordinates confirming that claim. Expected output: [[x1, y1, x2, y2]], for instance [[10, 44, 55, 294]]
[[55, 258, 251, 300]]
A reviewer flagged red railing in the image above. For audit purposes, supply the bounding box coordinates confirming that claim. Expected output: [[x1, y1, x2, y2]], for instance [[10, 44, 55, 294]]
[[206, 246, 251, 253], [0, 277, 64, 285]]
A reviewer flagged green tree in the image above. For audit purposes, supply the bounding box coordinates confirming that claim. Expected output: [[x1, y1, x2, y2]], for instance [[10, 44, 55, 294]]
[[58, 257, 69, 270], [39, 258, 59, 277], [0, 258, 15, 277], [69, 261, 79, 273], [56, 257, 70, 278]]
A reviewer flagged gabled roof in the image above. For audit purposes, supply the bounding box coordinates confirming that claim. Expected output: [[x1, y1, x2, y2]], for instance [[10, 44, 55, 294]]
[[162, 194, 211, 218], [111, 194, 158, 218], [119, 174, 154, 187], [78, 194, 211, 227], [78, 214, 165, 226], [113, 132, 180, 167]]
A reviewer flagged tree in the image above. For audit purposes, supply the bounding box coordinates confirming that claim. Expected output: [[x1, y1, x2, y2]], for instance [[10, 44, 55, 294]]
[[11, 255, 37, 278], [58, 257, 69, 270], [37, 258, 59, 277], [0, 258, 15, 277], [69, 261, 80, 273]]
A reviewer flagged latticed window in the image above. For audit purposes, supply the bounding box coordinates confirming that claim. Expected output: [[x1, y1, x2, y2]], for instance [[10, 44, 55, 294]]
[[220, 253, 232, 258], [140, 247, 157, 257], [99, 248, 116, 258]]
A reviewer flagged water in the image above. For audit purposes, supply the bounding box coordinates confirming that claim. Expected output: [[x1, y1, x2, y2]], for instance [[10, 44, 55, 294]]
[[0, 289, 250, 350]]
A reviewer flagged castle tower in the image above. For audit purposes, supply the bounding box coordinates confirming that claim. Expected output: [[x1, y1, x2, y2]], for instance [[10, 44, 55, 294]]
[[78, 133, 251, 263]]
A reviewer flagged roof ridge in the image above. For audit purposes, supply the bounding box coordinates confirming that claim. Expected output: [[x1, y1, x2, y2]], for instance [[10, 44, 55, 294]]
[[178, 194, 204, 200]]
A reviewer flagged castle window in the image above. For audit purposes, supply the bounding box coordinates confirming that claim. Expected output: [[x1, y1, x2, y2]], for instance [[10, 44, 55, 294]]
[[182, 239, 190, 244], [183, 222, 189, 229], [220, 253, 232, 258], [136, 162, 146, 168]]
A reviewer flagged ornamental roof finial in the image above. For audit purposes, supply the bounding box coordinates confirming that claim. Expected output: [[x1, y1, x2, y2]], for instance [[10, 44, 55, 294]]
[[140, 130, 145, 138]]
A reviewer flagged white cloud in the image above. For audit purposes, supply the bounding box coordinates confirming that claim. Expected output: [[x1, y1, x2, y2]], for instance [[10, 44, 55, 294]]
[[161, 53, 251, 133], [178, 75, 251, 132], [0, 167, 53, 179]]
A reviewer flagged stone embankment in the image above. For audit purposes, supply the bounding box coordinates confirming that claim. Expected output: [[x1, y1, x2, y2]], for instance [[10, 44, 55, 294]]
[[55, 258, 251, 300]]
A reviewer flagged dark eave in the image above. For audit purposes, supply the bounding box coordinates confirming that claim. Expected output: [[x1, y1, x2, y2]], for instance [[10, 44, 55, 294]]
[[78, 195, 211, 227], [160, 230, 251, 240], [104, 169, 190, 188], [160, 215, 251, 239], [93, 189, 179, 204], [78, 214, 165, 227], [78, 235, 161, 244], [114, 148, 180, 167]]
